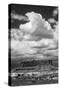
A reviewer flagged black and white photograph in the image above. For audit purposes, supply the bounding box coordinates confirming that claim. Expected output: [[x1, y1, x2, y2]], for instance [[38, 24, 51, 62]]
[[8, 4, 58, 86]]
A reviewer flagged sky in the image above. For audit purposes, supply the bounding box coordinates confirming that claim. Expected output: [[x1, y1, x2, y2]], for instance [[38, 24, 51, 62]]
[[9, 4, 58, 60]]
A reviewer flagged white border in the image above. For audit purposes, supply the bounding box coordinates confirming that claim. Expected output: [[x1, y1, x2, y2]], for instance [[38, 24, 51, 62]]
[[0, 0, 60, 89]]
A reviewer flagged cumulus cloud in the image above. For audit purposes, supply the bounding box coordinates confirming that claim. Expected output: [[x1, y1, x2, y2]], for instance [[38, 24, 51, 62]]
[[11, 11, 58, 59], [39, 39, 57, 48], [48, 18, 56, 24], [53, 8, 58, 17], [11, 13, 29, 21], [11, 38, 57, 57], [11, 40, 37, 55], [11, 28, 23, 41], [42, 49, 58, 56], [19, 12, 53, 39]]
